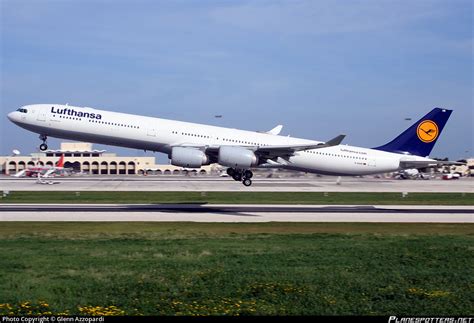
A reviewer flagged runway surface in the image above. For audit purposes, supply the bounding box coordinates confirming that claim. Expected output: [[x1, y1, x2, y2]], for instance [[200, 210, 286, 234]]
[[1, 204, 472, 223], [1, 176, 472, 192]]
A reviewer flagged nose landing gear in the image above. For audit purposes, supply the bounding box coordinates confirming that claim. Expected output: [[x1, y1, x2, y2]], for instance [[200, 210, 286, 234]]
[[39, 135, 48, 151], [226, 168, 254, 186]]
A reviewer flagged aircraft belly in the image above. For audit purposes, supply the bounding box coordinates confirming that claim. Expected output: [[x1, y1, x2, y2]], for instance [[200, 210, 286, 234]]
[[287, 154, 391, 176], [376, 156, 401, 173], [18, 122, 168, 153]]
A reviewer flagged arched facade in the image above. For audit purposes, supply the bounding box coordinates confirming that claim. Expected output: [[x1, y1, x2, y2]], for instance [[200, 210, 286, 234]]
[[100, 161, 108, 175], [0, 148, 214, 176], [127, 161, 135, 175], [18, 161, 26, 170], [91, 161, 99, 175], [119, 161, 126, 175], [71, 161, 81, 172], [82, 161, 90, 173], [109, 161, 117, 175], [8, 161, 17, 173]]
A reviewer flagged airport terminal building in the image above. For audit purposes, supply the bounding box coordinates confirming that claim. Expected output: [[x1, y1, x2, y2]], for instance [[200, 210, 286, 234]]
[[0, 142, 216, 176]]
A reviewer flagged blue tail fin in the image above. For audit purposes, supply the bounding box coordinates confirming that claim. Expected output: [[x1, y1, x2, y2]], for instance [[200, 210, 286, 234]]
[[373, 108, 452, 157]]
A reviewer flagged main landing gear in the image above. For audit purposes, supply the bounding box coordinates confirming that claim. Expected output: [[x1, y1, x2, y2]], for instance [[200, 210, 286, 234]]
[[39, 134, 48, 151], [227, 168, 253, 186]]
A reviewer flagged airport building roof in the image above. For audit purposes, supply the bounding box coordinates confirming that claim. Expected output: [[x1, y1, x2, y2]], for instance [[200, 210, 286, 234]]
[[60, 142, 94, 151], [44, 142, 107, 156]]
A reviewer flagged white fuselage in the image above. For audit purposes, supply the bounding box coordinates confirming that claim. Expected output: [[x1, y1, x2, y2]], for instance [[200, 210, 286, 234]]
[[7, 104, 432, 176]]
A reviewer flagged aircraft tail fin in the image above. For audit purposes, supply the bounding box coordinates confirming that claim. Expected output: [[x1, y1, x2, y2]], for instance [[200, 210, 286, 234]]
[[373, 108, 452, 157], [56, 154, 65, 167]]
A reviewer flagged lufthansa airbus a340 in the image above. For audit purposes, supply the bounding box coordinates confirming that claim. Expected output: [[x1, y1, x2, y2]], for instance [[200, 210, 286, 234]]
[[8, 104, 454, 186]]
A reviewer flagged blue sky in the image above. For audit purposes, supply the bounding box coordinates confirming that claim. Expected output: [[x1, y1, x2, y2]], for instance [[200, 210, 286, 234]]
[[1, 0, 472, 160]]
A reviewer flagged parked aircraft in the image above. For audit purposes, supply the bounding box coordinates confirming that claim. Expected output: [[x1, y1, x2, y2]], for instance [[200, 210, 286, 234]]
[[12, 154, 69, 178], [394, 168, 431, 180], [7, 104, 458, 186], [35, 172, 61, 185]]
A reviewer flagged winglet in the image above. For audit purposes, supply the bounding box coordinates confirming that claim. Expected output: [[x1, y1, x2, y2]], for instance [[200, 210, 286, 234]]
[[266, 125, 283, 135], [324, 134, 346, 146]]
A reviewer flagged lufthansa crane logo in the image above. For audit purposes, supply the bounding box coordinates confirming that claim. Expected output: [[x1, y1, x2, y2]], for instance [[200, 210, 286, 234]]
[[417, 120, 439, 143]]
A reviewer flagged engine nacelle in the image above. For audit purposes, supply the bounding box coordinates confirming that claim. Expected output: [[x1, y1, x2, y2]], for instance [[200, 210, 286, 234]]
[[218, 146, 258, 168], [171, 147, 209, 168]]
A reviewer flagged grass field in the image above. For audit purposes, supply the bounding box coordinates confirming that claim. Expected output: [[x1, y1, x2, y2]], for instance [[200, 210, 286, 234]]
[[0, 222, 472, 316], [0, 191, 472, 205]]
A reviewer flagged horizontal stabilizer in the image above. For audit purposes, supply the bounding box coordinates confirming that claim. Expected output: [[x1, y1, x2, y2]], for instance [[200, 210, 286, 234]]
[[400, 160, 466, 169]]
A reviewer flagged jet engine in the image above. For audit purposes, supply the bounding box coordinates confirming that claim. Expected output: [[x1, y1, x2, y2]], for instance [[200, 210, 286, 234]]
[[218, 146, 259, 168], [171, 147, 209, 168]]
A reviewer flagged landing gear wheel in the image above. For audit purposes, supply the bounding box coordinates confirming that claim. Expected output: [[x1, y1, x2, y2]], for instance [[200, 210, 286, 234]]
[[243, 170, 253, 179], [232, 173, 242, 181], [39, 134, 48, 151], [242, 178, 252, 187], [226, 168, 235, 177]]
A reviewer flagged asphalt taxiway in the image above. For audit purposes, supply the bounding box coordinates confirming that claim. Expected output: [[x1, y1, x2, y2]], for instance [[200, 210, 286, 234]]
[[0, 176, 472, 192], [1, 176, 471, 223], [1, 204, 472, 223]]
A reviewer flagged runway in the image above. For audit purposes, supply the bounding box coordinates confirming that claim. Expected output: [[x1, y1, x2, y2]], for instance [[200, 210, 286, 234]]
[[1, 204, 472, 223], [0, 176, 472, 192]]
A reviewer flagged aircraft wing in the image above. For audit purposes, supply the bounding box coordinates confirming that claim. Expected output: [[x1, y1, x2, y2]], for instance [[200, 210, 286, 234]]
[[253, 134, 346, 158], [174, 134, 345, 161]]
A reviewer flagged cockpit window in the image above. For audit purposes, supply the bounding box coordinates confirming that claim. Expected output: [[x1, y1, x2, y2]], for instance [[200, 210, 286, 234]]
[[16, 108, 28, 113]]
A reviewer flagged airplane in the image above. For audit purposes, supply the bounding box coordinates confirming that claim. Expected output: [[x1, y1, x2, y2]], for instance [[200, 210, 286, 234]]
[[12, 154, 69, 178], [7, 104, 459, 186], [35, 172, 61, 185], [394, 168, 430, 180]]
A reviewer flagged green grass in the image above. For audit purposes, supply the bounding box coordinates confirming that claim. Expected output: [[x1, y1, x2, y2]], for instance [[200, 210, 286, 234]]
[[0, 222, 473, 316], [0, 191, 472, 205]]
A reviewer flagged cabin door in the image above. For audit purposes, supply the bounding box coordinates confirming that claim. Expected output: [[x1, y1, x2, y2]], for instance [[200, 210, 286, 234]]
[[36, 110, 47, 122], [147, 127, 156, 137]]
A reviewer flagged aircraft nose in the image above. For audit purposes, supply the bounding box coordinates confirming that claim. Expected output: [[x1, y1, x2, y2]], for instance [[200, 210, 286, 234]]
[[7, 111, 16, 121]]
